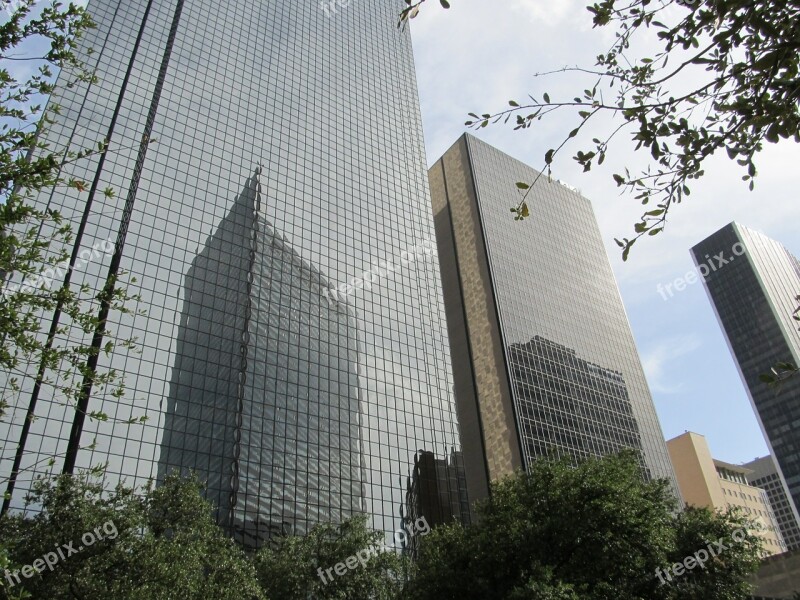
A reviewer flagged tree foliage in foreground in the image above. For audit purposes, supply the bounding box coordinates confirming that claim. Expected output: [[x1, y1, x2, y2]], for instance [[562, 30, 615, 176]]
[[1, 0, 100, 413], [0, 473, 265, 600], [0, 456, 766, 599], [402, 0, 800, 259], [0, 471, 411, 600], [254, 514, 408, 600], [407, 451, 763, 600], [0, 0, 144, 506]]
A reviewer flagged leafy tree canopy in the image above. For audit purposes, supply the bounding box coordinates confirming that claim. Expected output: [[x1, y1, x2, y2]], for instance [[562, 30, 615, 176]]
[[406, 451, 763, 600], [254, 513, 409, 600], [0, 470, 413, 600], [0, 473, 265, 600]]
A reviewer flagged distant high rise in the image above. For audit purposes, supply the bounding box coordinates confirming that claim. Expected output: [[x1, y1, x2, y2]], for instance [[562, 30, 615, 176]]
[[428, 134, 678, 503], [692, 222, 800, 541], [745, 455, 800, 551], [667, 432, 786, 556], [0, 0, 468, 544]]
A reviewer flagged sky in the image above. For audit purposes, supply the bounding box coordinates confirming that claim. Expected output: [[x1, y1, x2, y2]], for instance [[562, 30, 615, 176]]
[[409, 0, 800, 465]]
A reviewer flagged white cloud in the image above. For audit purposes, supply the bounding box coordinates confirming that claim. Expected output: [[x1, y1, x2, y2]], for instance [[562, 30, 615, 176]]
[[509, 0, 594, 30], [640, 334, 703, 394]]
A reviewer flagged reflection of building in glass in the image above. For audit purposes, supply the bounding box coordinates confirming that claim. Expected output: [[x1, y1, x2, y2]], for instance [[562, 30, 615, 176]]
[[692, 223, 800, 541], [403, 448, 469, 557], [158, 171, 258, 533], [509, 336, 644, 466], [0, 0, 468, 541], [429, 134, 678, 508], [159, 168, 365, 547]]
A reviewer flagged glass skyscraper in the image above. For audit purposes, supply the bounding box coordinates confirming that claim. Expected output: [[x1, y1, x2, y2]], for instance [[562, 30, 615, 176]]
[[692, 223, 800, 532], [429, 134, 678, 502], [744, 455, 800, 551], [0, 0, 468, 546]]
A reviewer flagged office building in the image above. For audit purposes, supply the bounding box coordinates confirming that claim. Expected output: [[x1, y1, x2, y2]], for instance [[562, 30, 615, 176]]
[[0, 0, 468, 546], [745, 455, 800, 550], [667, 432, 786, 556], [428, 134, 678, 502], [692, 223, 800, 536]]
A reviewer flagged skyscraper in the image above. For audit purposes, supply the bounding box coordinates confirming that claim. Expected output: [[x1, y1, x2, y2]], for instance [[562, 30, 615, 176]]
[[429, 134, 678, 502], [0, 0, 468, 545], [744, 455, 800, 550], [692, 222, 800, 533]]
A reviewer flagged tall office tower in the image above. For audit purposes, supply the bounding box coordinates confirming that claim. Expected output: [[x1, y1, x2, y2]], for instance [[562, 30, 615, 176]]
[[745, 455, 800, 550], [428, 134, 678, 502], [0, 0, 469, 546], [692, 222, 800, 538]]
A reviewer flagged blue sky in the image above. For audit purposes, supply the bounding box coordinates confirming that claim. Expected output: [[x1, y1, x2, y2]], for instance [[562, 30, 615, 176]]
[[410, 0, 800, 465]]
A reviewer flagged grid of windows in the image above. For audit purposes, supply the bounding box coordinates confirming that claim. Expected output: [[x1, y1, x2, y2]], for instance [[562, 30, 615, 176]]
[[0, 0, 468, 545], [718, 478, 787, 554], [745, 457, 800, 550], [751, 473, 800, 550], [717, 466, 749, 485], [692, 223, 800, 547], [510, 336, 645, 464]]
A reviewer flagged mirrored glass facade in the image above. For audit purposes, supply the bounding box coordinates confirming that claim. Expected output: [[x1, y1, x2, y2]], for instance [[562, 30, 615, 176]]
[[0, 0, 468, 545], [429, 134, 678, 502], [692, 223, 800, 532], [508, 336, 644, 461]]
